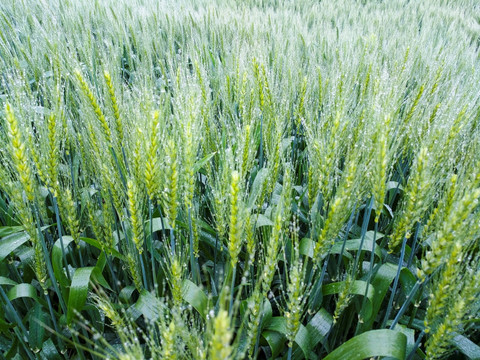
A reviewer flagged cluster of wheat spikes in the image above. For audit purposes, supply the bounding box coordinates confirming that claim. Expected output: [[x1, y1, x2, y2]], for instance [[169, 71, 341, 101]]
[[0, 0, 480, 359]]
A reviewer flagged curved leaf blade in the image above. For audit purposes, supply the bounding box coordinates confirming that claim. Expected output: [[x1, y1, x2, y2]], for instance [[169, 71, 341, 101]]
[[52, 236, 75, 289], [182, 279, 208, 319], [247, 168, 269, 209], [0, 226, 23, 238], [307, 308, 333, 348], [323, 329, 407, 360], [322, 280, 375, 321], [358, 263, 398, 332], [28, 303, 46, 351], [0, 232, 30, 263], [453, 334, 480, 360], [135, 289, 164, 320], [7, 283, 38, 301], [263, 317, 313, 359], [0, 276, 18, 286], [67, 267, 94, 324], [80, 237, 126, 261]]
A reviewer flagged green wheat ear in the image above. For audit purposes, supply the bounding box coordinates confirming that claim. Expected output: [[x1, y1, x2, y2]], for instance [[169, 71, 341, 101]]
[[127, 178, 144, 253], [5, 103, 36, 202], [285, 257, 304, 347], [160, 321, 177, 360], [75, 69, 112, 145], [104, 70, 123, 143], [208, 309, 233, 360], [389, 147, 429, 252], [164, 138, 179, 230], [228, 170, 243, 267], [145, 110, 160, 200]]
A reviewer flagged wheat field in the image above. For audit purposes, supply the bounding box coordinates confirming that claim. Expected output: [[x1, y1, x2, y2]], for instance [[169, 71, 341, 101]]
[[0, 0, 480, 359]]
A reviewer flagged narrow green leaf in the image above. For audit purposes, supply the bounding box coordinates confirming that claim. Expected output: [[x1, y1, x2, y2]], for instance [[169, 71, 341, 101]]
[[386, 181, 404, 192], [95, 251, 107, 272], [293, 325, 312, 359], [182, 279, 208, 319], [28, 303, 46, 351], [80, 237, 126, 261], [262, 297, 273, 325], [323, 329, 407, 360], [193, 151, 217, 174], [263, 317, 313, 359], [392, 323, 416, 356], [7, 283, 38, 301], [146, 217, 172, 233], [281, 136, 294, 152], [358, 263, 397, 332], [119, 286, 137, 303], [331, 237, 382, 260], [247, 168, 269, 208], [0, 226, 23, 238], [453, 334, 480, 360], [255, 214, 274, 228], [0, 232, 30, 263], [67, 267, 94, 324], [307, 308, 333, 348], [52, 236, 75, 288], [135, 289, 164, 320], [262, 330, 284, 358], [399, 268, 417, 296], [322, 280, 375, 321], [299, 238, 314, 258], [0, 276, 18, 286], [300, 237, 382, 259], [40, 338, 62, 360], [91, 252, 111, 290], [300, 232, 384, 261]]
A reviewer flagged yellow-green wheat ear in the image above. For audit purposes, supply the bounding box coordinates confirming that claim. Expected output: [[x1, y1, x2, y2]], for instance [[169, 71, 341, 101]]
[[75, 69, 112, 144], [104, 70, 123, 143], [145, 110, 160, 200], [127, 179, 144, 254], [285, 260, 303, 347], [161, 321, 177, 360], [126, 253, 143, 292], [208, 310, 233, 360], [170, 257, 183, 306], [389, 147, 429, 252], [165, 139, 179, 230], [228, 170, 243, 267], [5, 102, 36, 202], [46, 113, 59, 195]]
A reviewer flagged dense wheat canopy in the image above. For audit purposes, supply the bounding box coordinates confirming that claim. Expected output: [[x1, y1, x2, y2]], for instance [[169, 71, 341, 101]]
[[1, 0, 480, 359]]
